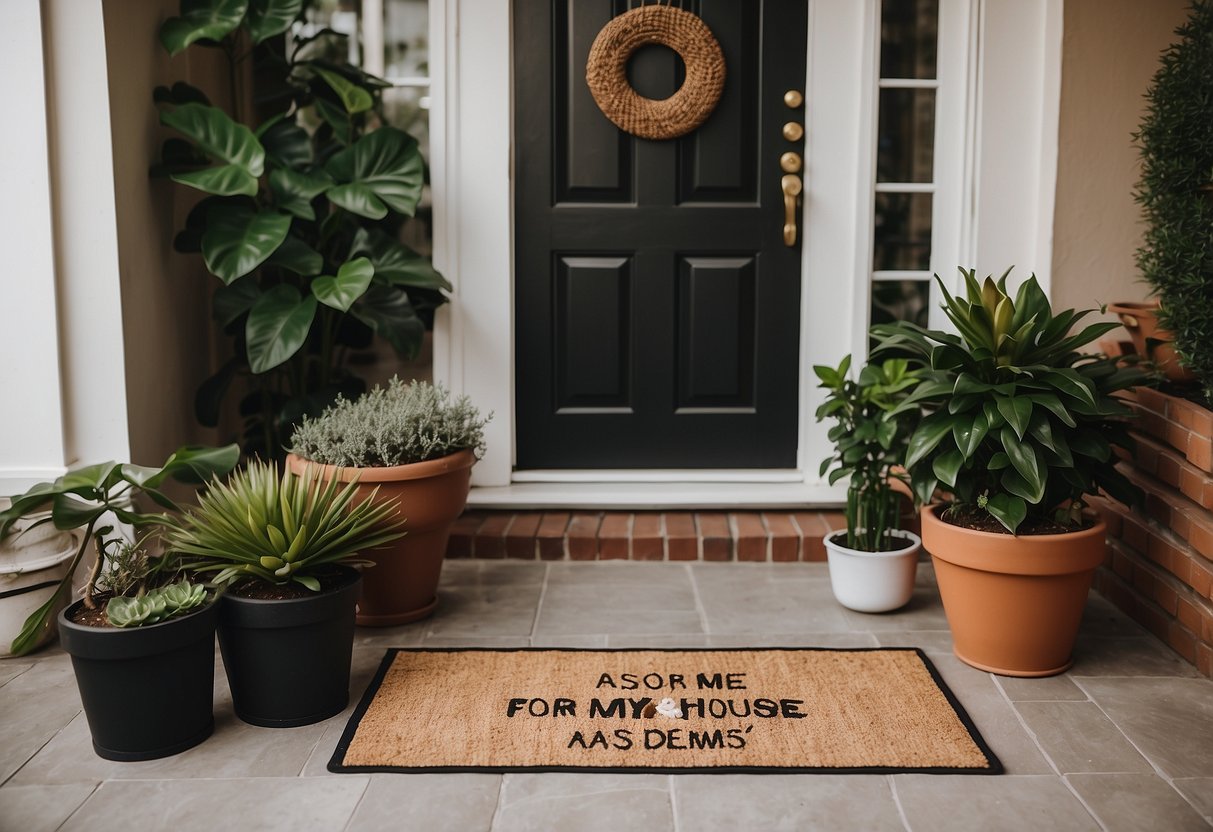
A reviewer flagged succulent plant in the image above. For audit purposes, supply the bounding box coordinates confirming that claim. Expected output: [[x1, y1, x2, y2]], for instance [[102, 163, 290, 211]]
[[871, 268, 1148, 533], [105, 580, 208, 628], [168, 460, 406, 590]]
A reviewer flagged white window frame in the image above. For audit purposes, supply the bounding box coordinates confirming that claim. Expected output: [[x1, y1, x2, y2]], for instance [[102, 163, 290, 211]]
[[406, 0, 1058, 507]]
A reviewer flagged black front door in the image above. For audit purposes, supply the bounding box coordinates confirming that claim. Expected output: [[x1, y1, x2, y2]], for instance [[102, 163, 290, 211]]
[[515, 0, 808, 469]]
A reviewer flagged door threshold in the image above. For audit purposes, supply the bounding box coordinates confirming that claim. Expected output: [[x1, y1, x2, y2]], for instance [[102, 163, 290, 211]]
[[466, 480, 847, 510]]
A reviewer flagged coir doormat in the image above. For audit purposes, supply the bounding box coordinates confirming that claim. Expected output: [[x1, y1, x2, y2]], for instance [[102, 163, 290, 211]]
[[329, 648, 1001, 774]]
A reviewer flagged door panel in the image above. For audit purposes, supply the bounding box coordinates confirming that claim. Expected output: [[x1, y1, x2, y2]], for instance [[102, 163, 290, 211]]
[[516, 0, 808, 469]]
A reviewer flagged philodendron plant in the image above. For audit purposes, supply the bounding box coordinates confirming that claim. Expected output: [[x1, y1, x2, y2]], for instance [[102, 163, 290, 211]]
[[169, 460, 405, 591], [815, 356, 921, 551], [871, 268, 1147, 533], [154, 0, 450, 458], [0, 444, 240, 654]]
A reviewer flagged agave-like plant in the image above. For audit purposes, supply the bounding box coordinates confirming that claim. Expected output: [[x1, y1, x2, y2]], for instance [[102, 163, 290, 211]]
[[169, 461, 405, 591], [870, 268, 1148, 533]]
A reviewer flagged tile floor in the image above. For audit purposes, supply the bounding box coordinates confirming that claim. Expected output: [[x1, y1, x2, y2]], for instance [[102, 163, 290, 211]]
[[2, 561, 1212, 831]]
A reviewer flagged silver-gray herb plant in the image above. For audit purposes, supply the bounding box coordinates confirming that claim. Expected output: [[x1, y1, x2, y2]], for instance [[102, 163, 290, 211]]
[[289, 378, 490, 468]]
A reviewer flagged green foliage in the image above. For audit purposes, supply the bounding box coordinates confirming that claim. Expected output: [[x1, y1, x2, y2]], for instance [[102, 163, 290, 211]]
[[815, 356, 921, 552], [106, 580, 209, 628], [155, 0, 452, 459], [169, 460, 406, 589], [871, 268, 1147, 534], [289, 378, 490, 468], [0, 445, 239, 655], [1134, 1, 1213, 399]]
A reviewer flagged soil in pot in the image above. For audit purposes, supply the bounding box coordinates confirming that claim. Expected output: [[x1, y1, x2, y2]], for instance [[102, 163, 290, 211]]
[[217, 567, 362, 728], [58, 597, 218, 761], [922, 505, 1107, 677]]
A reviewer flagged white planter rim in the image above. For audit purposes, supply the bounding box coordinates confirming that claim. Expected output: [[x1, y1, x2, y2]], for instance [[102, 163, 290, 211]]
[[824, 529, 922, 559]]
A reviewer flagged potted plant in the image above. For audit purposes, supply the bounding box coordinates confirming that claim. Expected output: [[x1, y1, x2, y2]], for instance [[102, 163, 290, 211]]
[[0, 444, 240, 657], [169, 460, 404, 727], [0, 444, 239, 760], [872, 268, 1146, 676], [1129, 0, 1213, 393], [286, 378, 490, 625], [0, 511, 79, 657], [154, 0, 450, 459], [814, 355, 924, 612]]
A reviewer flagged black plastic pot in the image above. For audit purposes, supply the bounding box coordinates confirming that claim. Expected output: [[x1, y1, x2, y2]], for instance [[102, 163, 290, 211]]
[[217, 568, 361, 728], [58, 598, 218, 761]]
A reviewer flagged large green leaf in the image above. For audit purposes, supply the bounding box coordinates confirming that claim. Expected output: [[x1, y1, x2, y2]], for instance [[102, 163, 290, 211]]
[[352, 285, 425, 358], [159, 103, 264, 176], [268, 168, 332, 220], [246, 0, 303, 43], [1000, 427, 1045, 502], [195, 357, 241, 427], [325, 127, 425, 219], [260, 119, 312, 168], [984, 493, 1027, 534], [951, 410, 989, 458], [201, 204, 291, 284], [266, 236, 324, 276], [994, 394, 1032, 440], [1026, 392, 1077, 428], [312, 257, 374, 312], [160, 0, 248, 56], [246, 285, 318, 373], [904, 411, 957, 470], [350, 228, 451, 290], [212, 277, 261, 326], [314, 67, 374, 114], [171, 165, 259, 197], [123, 444, 241, 488], [932, 448, 964, 489], [1042, 369, 1097, 407]]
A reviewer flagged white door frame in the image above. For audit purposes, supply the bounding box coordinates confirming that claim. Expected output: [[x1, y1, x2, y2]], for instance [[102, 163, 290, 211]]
[[427, 0, 1061, 508]]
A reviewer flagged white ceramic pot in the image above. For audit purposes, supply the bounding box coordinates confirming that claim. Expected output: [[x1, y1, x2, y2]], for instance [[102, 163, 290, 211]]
[[823, 529, 921, 613], [0, 518, 79, 657]]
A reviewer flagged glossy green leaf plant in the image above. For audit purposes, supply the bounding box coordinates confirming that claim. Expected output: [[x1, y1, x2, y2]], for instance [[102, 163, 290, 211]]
[[0, 445, 240, 655], [870, 268, 1148, 534], [815, 356, 921, 552], [154, 0, 451, 458], [168, 460, 405, 591]]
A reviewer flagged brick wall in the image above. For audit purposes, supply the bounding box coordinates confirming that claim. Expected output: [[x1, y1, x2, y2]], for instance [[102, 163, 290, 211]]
[[1093, 387, 1213, 679]]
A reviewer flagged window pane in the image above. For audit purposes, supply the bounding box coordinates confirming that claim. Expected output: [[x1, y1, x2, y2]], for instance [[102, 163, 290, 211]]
[[872, 280, 930, 328], [385, 0, 429, 77], [880, 0, 939, 79], [874, 192, 933, 270], [877, 88, 935, 183]]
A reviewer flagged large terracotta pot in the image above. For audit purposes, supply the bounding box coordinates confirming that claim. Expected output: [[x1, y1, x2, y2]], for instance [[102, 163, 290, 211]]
[[286, 450, 476, 626], [1107, 301, 1194, 382], [921, 505, 1107, 677]]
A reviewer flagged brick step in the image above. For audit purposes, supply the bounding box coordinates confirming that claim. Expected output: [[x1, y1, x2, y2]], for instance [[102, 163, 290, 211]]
[[446, 510, 865, 562], [1119, 465, 1213, 560], [1125, 431, 1213, 510], [1124, 387, 1213, 473]]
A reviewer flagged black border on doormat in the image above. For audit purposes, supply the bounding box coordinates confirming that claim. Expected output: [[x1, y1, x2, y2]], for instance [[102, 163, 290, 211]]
[[327, 647, 1003, 775]]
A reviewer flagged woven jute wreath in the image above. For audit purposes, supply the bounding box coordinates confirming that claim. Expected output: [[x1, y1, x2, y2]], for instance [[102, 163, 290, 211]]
[[585, 5, 727, 141]]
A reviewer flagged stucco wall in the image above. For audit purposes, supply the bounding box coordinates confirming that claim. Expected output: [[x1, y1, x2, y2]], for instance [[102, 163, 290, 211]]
[[1050, 0, 1190, 314], [101, 0, 233, 465]]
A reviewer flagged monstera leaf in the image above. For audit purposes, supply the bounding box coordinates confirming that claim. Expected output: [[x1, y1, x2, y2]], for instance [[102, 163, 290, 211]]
[[352, 285, 425, 358], [350, 228, 450, 291], [201, 203, 291, 283], [160, 103, 265, 196], [266, 236, 324, 276], [160, 0, 248, 56], [246, 285, 318, 373], [324, 127, 425, 219], [268, 168, 333, 220], [246, 0, 303, 43], [314, 67, 374, 114], [312, 258, 374, 312]]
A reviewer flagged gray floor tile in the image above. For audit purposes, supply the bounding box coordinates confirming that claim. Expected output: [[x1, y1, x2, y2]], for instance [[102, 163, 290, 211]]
[[706, 633, 879, 648], [424, 582, 542, 637], [997, 675, 1088, 701], [0, 653, 81, 784], [840, 584, 949, 631], [348, 773, 501, 831], [1070, 636, 1201, 677], [59, 777, 369, 832], [1077, 677, 1213, 779], [1014, 701, 1153, 773], [893, 774, 1101, 832], [493, 773, 672, 832], [0, 660, 34, 688], [354, 620, 426, 647], [929, 655, 1053, 774], [529, 635, 609, 648], [1173, 779, 1213, 824], [0, 783, 97, 832], [1066, 773, 1212, 831], [534, 606, 703, 636], [422, 635, 531, 647], [873, 629, 954, 655], [1080, 595, 1149, 638], [674, 774, 905, 832], [545, 562, 690, 586], [690, 568, 850, 634], [607, 634, 712, 648], [442, 560, 547, 586]]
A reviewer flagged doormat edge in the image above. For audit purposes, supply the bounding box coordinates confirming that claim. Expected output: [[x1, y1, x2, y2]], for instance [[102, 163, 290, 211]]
[[328, 647, 1004, 776]]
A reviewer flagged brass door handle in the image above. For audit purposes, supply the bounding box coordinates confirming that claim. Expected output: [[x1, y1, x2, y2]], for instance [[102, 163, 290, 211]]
[[782, 173, 802, 246]]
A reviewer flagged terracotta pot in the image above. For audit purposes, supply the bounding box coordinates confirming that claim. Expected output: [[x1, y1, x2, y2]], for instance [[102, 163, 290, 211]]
[[921, 505, 1107, 677], [286, 450, 476, 626], [1107, 301, 1194, 382]]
